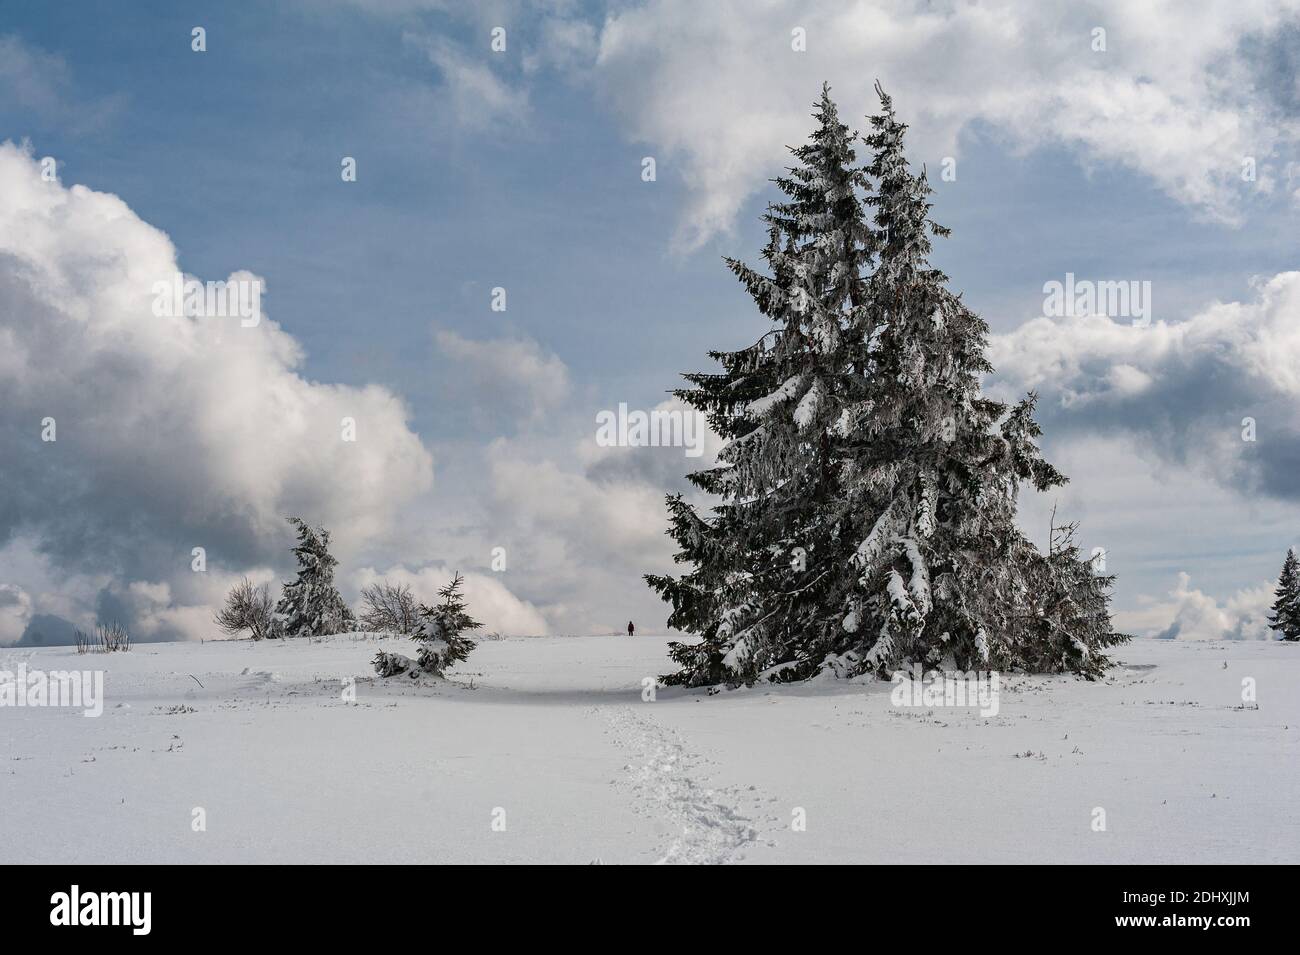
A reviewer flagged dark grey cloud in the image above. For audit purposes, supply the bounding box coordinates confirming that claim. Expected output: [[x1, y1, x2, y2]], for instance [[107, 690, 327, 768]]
[[990, 271, 1300, 502]]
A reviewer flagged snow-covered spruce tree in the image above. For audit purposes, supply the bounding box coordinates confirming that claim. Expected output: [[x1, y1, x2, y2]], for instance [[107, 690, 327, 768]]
[[837, 83, 1127, 678], [646, 84, 873, 686], [648, 83, 1127, 687], [373, 572, 481, 678], [1268, 548, 1300, 641], [274, 517, 356, 637], [412, 573, 481, 673]]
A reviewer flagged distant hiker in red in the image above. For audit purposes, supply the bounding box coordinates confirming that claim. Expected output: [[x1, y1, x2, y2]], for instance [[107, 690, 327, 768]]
[[627, 621, 635, 637]]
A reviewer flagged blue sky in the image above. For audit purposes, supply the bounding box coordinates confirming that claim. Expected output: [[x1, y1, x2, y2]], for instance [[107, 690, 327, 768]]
[[2, 0, 1299, 644]]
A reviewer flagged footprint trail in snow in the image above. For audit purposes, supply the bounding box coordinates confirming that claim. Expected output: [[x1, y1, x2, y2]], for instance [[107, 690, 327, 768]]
[[598, 705, 763, 865]]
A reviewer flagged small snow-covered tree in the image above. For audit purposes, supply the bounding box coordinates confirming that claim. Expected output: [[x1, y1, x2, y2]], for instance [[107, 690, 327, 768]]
[[1268, 548, 1300, 641], [412, 573, 481, 674], [372, 572, 481, 678], [648, 83, 1127, 687], [372, 649, 415, 677], [274, 517, 355, 637]]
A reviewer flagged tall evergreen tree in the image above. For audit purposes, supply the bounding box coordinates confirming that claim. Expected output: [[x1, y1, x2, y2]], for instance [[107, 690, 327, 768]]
[[647, 84, 873, 685], [1268, 548, 1300, 641], [648, 83, 1127, 687], [835, 83, 1125, 677], [274, 517, 355, 637]]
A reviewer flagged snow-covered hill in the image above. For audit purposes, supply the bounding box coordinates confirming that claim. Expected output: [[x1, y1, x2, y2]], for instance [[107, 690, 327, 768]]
[[2, 634, 1295, 864]]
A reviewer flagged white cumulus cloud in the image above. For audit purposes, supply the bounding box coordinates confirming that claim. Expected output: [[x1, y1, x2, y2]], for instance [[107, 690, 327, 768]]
[[0, 142, 434, 639], [1120, 573, 1276, 641], [591, 0, 1300, 247]]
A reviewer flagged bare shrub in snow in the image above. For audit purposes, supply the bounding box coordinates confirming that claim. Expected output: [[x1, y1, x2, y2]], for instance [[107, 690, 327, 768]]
[[75, 622, 132, 653], [358, 580, 419, 635], [99, 622, 131, 652], [214, 577, 278, 641]]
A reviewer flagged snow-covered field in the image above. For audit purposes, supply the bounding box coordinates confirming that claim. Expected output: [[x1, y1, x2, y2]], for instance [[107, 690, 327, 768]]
[[2, 634, 1296, 864]]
